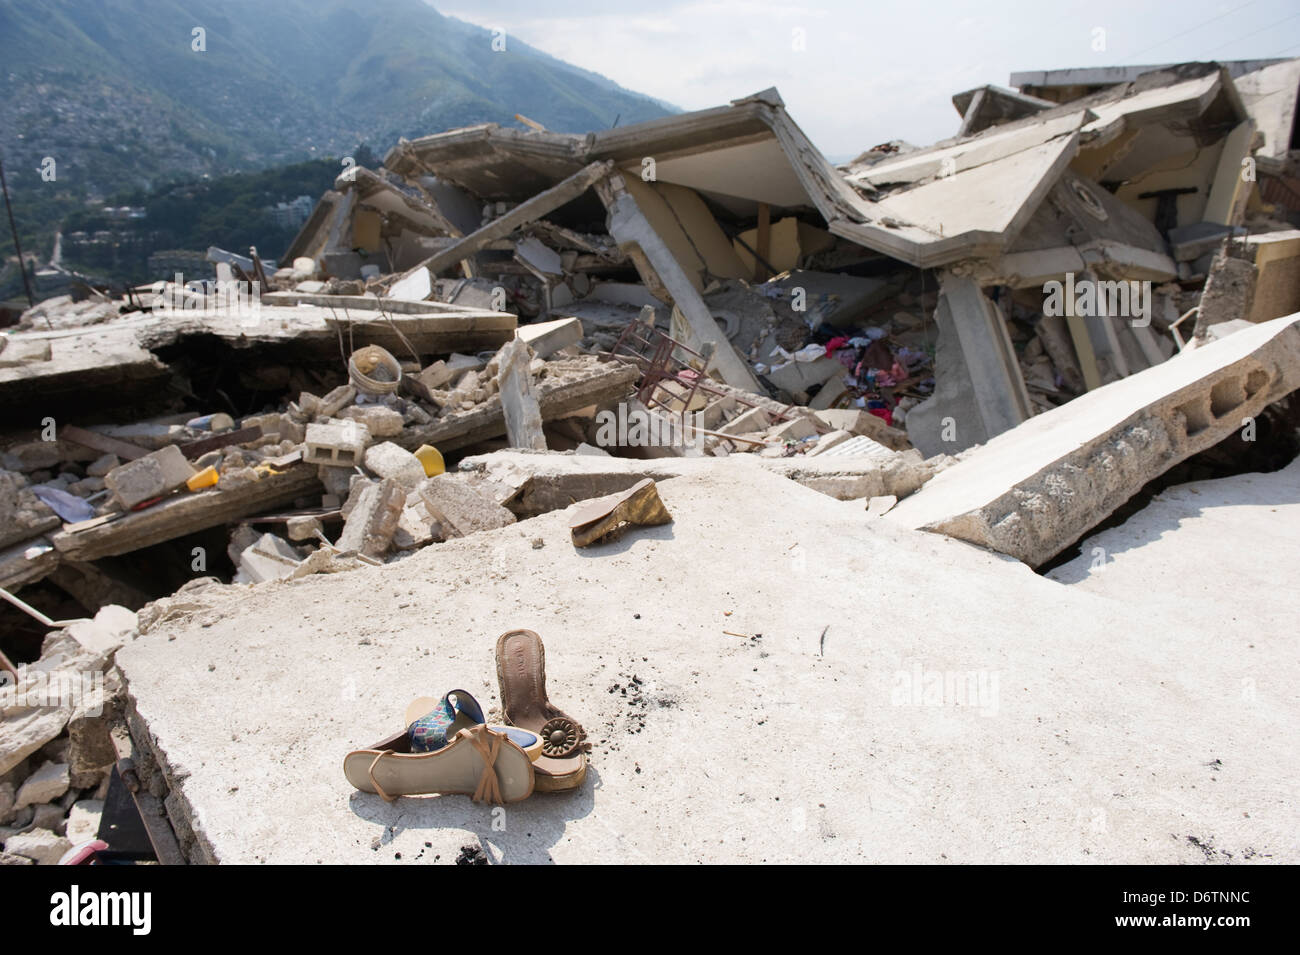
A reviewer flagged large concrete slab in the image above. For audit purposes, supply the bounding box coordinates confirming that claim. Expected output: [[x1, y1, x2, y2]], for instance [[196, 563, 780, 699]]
[[116, 464, 1297, 863], [460, 449, 939, 516], [888, 313, 1300, 566]]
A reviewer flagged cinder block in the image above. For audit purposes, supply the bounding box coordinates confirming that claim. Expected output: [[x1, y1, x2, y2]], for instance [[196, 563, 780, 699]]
[[304, 419, 371, 467], [104, 445, 196, 508]]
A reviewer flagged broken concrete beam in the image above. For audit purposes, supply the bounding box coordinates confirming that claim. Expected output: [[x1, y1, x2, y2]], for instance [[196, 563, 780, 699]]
[[60, 425, 150, 462], [418, 475, 517, 537], [762, 451, 938, 501], [51, 465, 320, 562], [887, 314, 1300, 567], [497, 339, 547, 451], [904, 273, 1032, 457], [363, 442, 426, 488], [178, 425, 264, 459], [336, 478, 406, 558], [395, 161, 615, 286], [460, 448, 939, 515], [516, 317, 583, 358], [596, 175, 762, 393], [303, 419, 372, 468], [104, 445, 197, 509]]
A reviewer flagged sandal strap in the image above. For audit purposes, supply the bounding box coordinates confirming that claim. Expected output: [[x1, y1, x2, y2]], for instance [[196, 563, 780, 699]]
[[367, 752, 396, 803], [466, 726, 505, 804]]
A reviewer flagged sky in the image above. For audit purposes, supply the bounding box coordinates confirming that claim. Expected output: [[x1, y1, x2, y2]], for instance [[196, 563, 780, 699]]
[[430, 0, 1300, 160]]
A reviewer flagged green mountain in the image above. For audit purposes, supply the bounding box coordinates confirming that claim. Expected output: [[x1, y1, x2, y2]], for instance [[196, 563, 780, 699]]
[[0, 0, 675, 201]]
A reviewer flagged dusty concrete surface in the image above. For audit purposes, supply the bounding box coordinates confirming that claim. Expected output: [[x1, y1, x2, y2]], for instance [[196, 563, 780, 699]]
[[1049, 457, 1300, 635], [116, 464, 1297, 864]]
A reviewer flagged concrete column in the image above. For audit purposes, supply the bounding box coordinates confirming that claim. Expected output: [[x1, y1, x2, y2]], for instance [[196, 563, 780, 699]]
[[906, 272, 1032, 456], [597, 177, 762, 393]]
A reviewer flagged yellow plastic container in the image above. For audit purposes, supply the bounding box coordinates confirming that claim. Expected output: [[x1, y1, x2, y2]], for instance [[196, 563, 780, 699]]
[[186, 465, 219, 491], [414, 444, 445, 477]]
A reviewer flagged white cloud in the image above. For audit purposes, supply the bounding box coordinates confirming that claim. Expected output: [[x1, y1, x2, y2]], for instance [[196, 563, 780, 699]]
[[433, 0, 1300, 156]]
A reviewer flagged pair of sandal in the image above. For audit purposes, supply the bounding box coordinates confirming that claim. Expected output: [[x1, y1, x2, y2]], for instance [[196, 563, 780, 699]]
[[343, 630, 589, 805]]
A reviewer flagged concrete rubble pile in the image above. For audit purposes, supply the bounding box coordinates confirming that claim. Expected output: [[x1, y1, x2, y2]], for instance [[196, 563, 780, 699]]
[[0, 606, 134, 865], [2, 56, 1300, 863]]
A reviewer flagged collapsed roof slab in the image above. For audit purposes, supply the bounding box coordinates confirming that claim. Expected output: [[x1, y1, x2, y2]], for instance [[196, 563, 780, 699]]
[[340, 166, 462, 239], [587, 91, 823, 214], [886, 313, 1300, 567], [0, 320, 173, 417], [116, 464, 1300, 863], [385, 126, 586, 202], [952, 84, 1054, 137], [960, 170, 1178, 288], [392, 161, 615, 285], [836, 112, 1090, 267], [1011, 59, 1290, 101], [1067, 68, 1253, 229], [387, 89, 875, 259], [1076, 66, 1248, 142], [137, 304, 516, 358]]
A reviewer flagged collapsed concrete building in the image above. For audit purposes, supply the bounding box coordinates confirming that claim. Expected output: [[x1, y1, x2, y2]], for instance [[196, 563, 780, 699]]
[[2, 58, 1299, 864]]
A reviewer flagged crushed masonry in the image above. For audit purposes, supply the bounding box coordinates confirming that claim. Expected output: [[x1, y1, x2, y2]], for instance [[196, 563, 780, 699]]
[[2, 49, 1300, 866]]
